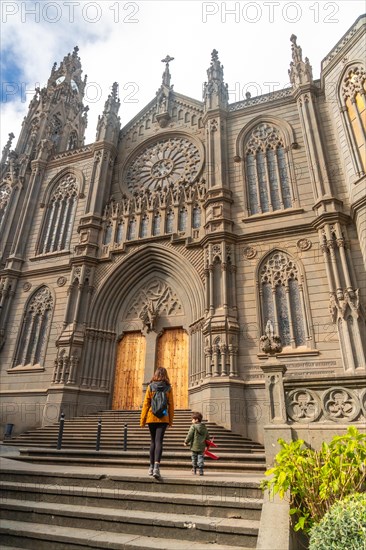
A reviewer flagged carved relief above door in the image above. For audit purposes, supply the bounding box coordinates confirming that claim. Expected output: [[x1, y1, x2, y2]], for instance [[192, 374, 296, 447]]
[[156, 328, 188, 409], [112, 332, 146, 410]]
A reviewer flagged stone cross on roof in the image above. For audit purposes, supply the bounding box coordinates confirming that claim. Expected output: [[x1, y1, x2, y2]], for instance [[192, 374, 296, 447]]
[[161, 55, 174, 87]]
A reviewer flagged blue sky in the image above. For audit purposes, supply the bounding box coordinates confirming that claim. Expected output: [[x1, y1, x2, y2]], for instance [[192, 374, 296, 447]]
[[1, 1, 365, 149]]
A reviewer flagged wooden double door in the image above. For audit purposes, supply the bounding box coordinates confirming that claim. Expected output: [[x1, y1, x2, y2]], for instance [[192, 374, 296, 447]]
[[112, 328, 188, 410]]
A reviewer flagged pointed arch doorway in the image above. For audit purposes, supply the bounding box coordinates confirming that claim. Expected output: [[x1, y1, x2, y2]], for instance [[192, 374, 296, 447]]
[[112, 332, 146, 410], [156, 328, 188, 409]]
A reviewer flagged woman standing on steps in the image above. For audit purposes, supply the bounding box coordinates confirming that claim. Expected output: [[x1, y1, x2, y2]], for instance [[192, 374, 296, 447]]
[[140, 367, 174, 479]]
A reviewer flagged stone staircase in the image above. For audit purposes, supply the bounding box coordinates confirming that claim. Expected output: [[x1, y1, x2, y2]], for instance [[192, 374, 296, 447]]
[[4, 410, 266, 472], [0, 462, 264, 549]]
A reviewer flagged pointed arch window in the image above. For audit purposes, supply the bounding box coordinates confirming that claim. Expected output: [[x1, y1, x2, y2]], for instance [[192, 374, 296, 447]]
[[178, 208, 187, 232], [115, 220, 124, 243], [140, 215, 149, 238], [128, 218, 136, 240], [103, 222, 112, 245], [153, 212, 161, 236], [193, 204, 201, 228], [0, 184, 11, 232], [341, 66, 366, 173], [67, 131, 78, 151], [38, 174, 78, 255], [50, 114, 62, 149], [13, 286, 53, 368], [166, 209, 174, 233], [244, 123, 293, 215], [259, 251, 310, 349]]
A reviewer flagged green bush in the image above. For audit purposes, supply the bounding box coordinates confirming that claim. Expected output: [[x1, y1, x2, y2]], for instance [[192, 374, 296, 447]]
[[309, 493, 366, 550], [260, 426, 366, 533]]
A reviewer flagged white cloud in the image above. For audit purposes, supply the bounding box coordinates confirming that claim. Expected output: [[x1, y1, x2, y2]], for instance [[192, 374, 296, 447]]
[[1, 0, 364, 149]]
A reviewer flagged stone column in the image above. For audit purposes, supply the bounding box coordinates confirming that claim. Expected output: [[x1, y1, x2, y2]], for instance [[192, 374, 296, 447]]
[[260, 361, 292, 467]]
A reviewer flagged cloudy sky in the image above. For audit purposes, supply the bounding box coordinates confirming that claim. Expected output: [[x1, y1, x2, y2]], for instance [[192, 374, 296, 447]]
[[1, 0, 364, 149]]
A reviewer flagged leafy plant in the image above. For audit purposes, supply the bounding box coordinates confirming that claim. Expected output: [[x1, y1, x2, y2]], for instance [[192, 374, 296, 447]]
[[260, 426, 366, 533], [309, 493, 366, 550]]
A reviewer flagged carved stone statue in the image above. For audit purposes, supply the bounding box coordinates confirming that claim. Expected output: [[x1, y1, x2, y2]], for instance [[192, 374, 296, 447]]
[[260, 320, 283, 355]]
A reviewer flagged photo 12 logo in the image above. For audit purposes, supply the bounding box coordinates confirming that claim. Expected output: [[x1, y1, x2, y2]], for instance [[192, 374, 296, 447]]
[[202, 2, 340, 24], [1, 1, 140, 24]]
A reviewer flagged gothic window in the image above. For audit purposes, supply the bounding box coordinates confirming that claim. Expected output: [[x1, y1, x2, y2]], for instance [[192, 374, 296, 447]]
[[128, 218, 136, 240], [38, 174, 78, 254], [244, 123, 293, 215], [0, 184, 11, 231], [115, 221, 124, 243], [153, 212, 161, 236], [50, 114, 62, 148], [259, 251, 309, 349], [13, 286, 53, 368], [103, 223, 112, 245], [193, 204, 201, 228], [341, 66, 366, 173], [166, 209, 174, 233], [178, 208, 187, 232], [140, 215, 149, 238], [66, 131, 78, 151]]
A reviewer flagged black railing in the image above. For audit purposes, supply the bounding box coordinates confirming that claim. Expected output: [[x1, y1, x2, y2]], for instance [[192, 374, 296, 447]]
[[56, 414, 128, 451], [57, 412, 65, 450]]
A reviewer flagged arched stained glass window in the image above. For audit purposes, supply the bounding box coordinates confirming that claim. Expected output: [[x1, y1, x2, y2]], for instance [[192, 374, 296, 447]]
[[140, 215, 149, 238], [14, 286, 53, 367], [178, 208, 187, 232], [244, 123, 293, 215], [166, 210, 174, 233], [193, 205, 201, 228], [115, 221, 124, 243], [153, 213, 161, 236], [128, 218, 136, 240], [38, 175, 78, 254], [103, 223, 112, 245], [341, 66, 366, 173], [259, 251, 308, 349]]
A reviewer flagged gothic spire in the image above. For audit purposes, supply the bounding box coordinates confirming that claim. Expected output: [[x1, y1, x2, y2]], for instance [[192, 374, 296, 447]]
[[95, 82, 121, 143], [13, 47, 88, 157], [288, 35, 313, 88], [203, 49, 229, 110], [155, 55, 174, 128]]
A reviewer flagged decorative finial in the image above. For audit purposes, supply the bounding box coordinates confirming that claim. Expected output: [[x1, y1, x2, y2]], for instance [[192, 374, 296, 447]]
[[288, 34, 313, 88], [161, 55, 174, 87], [111, 82, 119, 100]]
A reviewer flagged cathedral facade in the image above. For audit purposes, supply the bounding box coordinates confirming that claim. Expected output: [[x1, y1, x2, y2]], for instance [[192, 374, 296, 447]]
[[1, 15, 365, 446]]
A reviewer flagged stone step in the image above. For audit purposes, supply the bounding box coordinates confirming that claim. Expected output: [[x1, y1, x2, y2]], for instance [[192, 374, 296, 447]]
[[0, 469, 263, 498], [8, 456, 265, 472], [8, 442, 263, 454], [0, 498, 259, 547], [0, 481, 263, 520], [4, 409, 265, 474], [0, 520, 253, 550]]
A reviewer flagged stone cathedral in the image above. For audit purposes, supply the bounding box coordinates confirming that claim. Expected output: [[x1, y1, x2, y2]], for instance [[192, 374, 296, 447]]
[[0, 15, 365, 448]]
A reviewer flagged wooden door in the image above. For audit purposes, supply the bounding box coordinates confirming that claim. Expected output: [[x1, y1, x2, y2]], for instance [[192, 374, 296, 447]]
[[156, 328, 188, 409], [112, 332, 146, 410]]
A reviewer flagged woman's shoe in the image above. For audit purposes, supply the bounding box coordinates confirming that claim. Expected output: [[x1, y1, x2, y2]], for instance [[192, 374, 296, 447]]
[[148, 464, 154, 476], [191, 467, 197, 475], [153, 463, 160, 479]]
